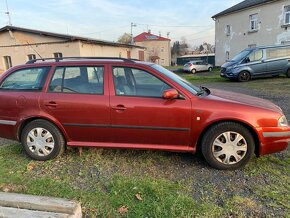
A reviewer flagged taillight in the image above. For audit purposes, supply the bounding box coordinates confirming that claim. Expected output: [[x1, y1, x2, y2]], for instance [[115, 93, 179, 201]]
[[189, 63, 193, 67]]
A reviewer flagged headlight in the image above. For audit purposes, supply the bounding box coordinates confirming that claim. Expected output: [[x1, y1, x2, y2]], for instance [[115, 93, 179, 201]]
[[278, 115, 289, 127]]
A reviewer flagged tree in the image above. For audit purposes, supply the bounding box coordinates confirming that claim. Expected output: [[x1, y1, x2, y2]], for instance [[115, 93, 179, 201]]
[[117, 33, 132, 44]]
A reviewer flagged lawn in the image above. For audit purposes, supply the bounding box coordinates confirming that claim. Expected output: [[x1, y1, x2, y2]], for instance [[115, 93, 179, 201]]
[[0, 73, 289, 217]]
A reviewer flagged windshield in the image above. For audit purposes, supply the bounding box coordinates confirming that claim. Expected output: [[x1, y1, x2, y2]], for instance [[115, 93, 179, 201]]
[[151, 64, 201, 95], [231, 50, 251, 62]]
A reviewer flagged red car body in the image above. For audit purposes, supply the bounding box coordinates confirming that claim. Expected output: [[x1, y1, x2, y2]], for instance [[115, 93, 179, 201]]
[[0, 59, 289, 169]]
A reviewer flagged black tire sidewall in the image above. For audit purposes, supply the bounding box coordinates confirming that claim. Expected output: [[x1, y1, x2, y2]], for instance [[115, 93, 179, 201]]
[[201, 122, 254, 170], [238, 71, 250, 82], [208, 67, 212, 72], [286, 68, 290, 78], [191, 69, 196, 74], [21, 120, 64, 161]]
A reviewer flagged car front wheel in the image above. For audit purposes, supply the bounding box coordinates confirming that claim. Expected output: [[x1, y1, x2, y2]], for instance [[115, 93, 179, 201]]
[[21, 119, 65, 161], [286, 68, 290, 78], [208, 67, 213, 72], [238, 71, 251, 82], [201, 122, 254, 170], [191, 69, 197, 74]]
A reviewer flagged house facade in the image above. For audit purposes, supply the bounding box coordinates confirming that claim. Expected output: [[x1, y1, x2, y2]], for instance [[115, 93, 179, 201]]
[[0, 26, 145, 73], [134, 31, 171, 66], [212, 0, 290, 66]]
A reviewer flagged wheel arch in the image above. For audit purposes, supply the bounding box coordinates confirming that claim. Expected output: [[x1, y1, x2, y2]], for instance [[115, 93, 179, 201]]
[[196, 119, 260, 156], [17, 116, 68, 143]]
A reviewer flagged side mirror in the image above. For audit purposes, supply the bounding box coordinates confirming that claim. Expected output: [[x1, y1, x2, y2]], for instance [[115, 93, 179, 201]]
[[162, 89, 179, 99]]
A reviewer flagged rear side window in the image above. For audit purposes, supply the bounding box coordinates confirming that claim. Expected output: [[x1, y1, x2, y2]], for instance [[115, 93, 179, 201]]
[[0, 67, 50, 91], [266, 47, 290, 59], [49, 66, 104, 94]]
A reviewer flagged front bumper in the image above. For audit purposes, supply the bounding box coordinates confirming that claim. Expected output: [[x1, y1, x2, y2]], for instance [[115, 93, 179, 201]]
[[257, 127, 290, 156]]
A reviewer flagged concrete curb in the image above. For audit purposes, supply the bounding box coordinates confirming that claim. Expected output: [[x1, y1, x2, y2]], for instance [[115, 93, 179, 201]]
[[0, 192, 82, 218]]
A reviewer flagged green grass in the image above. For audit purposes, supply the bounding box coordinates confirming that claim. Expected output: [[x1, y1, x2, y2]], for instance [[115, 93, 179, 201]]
[[0, 144, 289, 217]]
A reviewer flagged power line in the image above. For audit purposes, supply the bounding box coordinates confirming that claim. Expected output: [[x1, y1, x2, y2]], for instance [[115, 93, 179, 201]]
[[135, 23, 213, 28], [170, 27, 214, 40], [84, 25, 128, 35]]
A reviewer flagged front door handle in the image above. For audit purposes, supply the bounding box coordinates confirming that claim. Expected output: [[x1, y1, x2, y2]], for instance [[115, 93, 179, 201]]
[[112, 105, 127, 111], [44, 101, 58, 108]]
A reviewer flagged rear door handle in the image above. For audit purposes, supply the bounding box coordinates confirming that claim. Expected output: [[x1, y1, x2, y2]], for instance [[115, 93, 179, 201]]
[[112, 105, 127, 111]]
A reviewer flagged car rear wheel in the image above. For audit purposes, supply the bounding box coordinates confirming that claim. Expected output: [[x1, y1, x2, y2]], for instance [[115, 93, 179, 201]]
[[238, 71, 251, 82], [286, 68, 290, 78], [21, 119, 65, 161], [191, 69, 197, 74], [201, 122, 254, 170], [208, 67, 213, 72]]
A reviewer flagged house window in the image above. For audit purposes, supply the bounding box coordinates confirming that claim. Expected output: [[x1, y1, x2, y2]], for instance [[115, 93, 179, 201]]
[[160, 47, 164, 52], [248, 44, 257, 48], [53, 52, 63, 58], [3, 56, 12, 70], [226, 51, 230, 60], [249, 14, 258, 31], [285, 6, 290, 25], [226, 25, 231, 36], [28, 54, 36, 61]]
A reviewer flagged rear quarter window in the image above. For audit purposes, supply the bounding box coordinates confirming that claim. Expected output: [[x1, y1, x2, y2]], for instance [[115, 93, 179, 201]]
[[0, 67, 50, 91]]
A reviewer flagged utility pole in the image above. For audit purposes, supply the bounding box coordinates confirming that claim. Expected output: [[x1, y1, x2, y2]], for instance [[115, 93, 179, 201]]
[[130, 22, 136, 44], [5, 0, 12, 26]]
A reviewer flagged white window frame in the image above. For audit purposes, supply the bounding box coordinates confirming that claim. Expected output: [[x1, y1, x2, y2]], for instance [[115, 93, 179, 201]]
[[285, 6, 290, 25], [3, 56, 12, 70], [249, 14, 258, 31], [226, 25, 231, 36], [27, 54, 36, 61]]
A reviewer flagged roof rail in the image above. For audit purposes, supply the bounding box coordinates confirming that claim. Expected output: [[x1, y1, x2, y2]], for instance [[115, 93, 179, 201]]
[[26, 57, 137, 64]]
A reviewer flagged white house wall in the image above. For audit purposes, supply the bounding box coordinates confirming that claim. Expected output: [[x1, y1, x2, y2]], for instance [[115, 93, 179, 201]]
[[215, 0, 290, 66]]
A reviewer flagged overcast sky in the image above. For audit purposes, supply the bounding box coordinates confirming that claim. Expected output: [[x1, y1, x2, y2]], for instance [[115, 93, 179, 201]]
[[0, 0, 241, 46]]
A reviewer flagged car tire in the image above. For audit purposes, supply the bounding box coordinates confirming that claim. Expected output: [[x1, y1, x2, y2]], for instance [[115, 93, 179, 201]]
[[238, 71, 251, 82], [208, 67, 213, 72], [201, 122, 254, 170], [286, 68, 290, 78], [191, 69, 197, 74], [21, 119, 65, 161]]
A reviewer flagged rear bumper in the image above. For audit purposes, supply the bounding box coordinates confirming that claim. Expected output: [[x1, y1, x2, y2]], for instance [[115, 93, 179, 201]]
[[257, 127, 290, 156]]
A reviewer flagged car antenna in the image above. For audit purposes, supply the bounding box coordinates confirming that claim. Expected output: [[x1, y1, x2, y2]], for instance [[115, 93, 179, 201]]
[[26, 41, 44, 60]]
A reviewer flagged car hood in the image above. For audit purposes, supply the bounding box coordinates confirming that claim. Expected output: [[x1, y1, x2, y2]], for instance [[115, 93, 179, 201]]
[[221, 61, 237, 68], [208, 89, 282, 113]]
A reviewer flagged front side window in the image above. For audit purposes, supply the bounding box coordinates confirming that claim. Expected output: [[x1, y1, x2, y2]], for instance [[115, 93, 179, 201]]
[[285, 6, 290, 24], [49, 66, 104, 94], [247, 50, 263, 62], [113, 67, 171, 97], [0, 67, 50, 91], [249, 14, 258, 31]]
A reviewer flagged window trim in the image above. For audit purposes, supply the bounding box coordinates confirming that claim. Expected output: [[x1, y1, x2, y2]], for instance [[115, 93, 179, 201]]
[[249, 13, 258, 31], [3, 56, 12, 70], [285, 5, 290, 25], [48, 65, 105, 95]]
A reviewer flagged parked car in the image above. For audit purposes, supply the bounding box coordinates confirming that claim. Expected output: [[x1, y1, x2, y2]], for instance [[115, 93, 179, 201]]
[[183, 60, 213, 73], [221, 44, 290, 82], [0, 57, 289, 170]]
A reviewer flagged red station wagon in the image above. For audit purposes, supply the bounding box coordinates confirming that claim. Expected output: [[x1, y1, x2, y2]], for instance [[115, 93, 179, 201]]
[[0, 57, 289, 170]]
